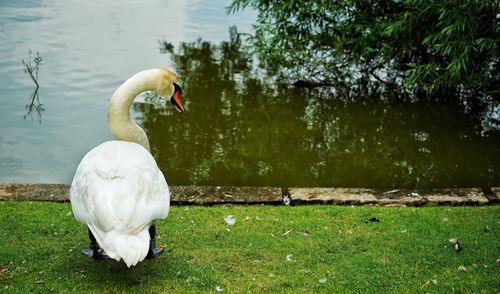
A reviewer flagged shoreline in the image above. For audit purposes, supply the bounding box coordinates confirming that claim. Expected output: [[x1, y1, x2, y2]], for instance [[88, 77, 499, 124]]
[[1, 183, 499, 206]]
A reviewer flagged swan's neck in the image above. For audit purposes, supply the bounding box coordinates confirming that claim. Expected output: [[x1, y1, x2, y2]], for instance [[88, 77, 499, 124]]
[[107, 69, 165, 152]]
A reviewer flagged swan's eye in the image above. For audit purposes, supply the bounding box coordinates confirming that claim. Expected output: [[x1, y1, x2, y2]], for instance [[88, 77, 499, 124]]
[[173, 82, 182, 94]]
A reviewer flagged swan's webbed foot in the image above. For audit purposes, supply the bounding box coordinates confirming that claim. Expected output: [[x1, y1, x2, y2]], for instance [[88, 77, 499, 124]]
[[81, 229, 110, 260], [146, 224, 164, 259], [81, 248, 110, 259]]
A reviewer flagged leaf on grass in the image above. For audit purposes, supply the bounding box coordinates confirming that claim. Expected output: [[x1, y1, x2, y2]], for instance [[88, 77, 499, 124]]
[[286, 254, 294, 262], [458, 265, 467, 272], [318, 277, 327, 284], [215, 285, 223, 292]]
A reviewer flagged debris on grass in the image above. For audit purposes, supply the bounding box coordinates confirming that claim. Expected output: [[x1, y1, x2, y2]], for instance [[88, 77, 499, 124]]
[[449, 238, 462, 252], [496, 258, 500, 264], [458, 265, 467, 272], [215, 285, 223, 292], [224, 215, 236, 226], [400, 229, 408, 234], [365, 217, 380, 223], [297, 231, 310, 237], [318, 277, 327, 284], [185, 276, 198, 284], [422, 279, 438, 288], [282, 229, 292, 237], [286, 254, 294, 262], [384, 189, 399, 194], [282, 195, 291, 205]]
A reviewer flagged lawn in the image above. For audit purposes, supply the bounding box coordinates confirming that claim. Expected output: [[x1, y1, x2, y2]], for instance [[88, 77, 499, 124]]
[[0, 201, 499, 293]]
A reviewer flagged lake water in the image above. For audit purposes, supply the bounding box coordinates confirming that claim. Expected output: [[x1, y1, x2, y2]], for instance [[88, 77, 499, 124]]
[[1, 0, 499, 188]]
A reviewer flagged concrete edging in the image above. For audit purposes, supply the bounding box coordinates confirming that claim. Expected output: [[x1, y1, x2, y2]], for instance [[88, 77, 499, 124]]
[[288, 187, 498, 206], [0, 183, 499, 206]]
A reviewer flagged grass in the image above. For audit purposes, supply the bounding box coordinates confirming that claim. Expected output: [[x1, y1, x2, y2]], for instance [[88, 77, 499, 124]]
[[0, 201, 499, 293]]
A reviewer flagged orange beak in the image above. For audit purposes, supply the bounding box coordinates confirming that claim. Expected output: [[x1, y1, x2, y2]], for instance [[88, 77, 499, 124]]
[[170, 83, 185, 113]]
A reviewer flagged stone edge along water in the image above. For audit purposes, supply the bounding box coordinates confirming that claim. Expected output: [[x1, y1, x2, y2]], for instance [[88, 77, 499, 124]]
[[0, 183, 499, 206]]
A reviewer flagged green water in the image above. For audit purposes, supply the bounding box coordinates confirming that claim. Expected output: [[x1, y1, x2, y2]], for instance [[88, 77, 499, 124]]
[[1, 1, 499, 188], [136, 38, 500, 188]]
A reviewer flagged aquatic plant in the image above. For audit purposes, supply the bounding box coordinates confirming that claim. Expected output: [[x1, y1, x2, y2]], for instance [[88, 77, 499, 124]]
[[21, 51, 44, 122]]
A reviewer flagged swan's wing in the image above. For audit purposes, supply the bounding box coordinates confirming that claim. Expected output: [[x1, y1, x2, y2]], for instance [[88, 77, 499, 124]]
[[69, 141, 170, 232]]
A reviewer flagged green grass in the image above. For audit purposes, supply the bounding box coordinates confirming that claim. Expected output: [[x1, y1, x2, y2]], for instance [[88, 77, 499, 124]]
[[0, 201, 499, 293]]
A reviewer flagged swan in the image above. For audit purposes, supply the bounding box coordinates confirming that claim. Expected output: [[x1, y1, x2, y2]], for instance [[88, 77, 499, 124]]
[[69, 68, 184, 267]]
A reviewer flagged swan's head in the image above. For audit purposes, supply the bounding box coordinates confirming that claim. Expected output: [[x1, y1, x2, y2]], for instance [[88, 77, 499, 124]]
[[158, 69, 185, 113]]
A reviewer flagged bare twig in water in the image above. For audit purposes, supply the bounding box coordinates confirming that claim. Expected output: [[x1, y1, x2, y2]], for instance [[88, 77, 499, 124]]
[[22, 51, 44, 122]]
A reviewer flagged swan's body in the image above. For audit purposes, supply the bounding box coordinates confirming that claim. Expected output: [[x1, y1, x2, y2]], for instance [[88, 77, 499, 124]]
[[69, 68, 184, 267]]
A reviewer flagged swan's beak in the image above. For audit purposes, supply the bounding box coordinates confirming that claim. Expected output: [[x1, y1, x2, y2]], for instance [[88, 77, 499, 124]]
[[170, 83, 185, 113]]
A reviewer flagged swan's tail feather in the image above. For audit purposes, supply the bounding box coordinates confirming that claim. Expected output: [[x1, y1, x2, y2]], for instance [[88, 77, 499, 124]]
[[89, 225, 150, 267]]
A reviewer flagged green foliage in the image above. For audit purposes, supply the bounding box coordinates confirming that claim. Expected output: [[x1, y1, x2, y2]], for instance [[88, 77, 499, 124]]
[[227, 0, 500, 102]]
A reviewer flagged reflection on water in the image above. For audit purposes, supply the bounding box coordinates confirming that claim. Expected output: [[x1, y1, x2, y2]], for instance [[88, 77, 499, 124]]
[[0, 1, 499, 188], [133, 28, 500, 188], [22, 51, 44, 122], [0, 0, 255, 184]]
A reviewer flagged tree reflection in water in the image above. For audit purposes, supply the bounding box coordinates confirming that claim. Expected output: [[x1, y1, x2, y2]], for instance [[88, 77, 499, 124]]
[[133, 28, 500, 188]]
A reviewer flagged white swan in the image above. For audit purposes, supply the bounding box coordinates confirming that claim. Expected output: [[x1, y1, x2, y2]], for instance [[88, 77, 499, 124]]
[[69, 68, 184, 267]]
